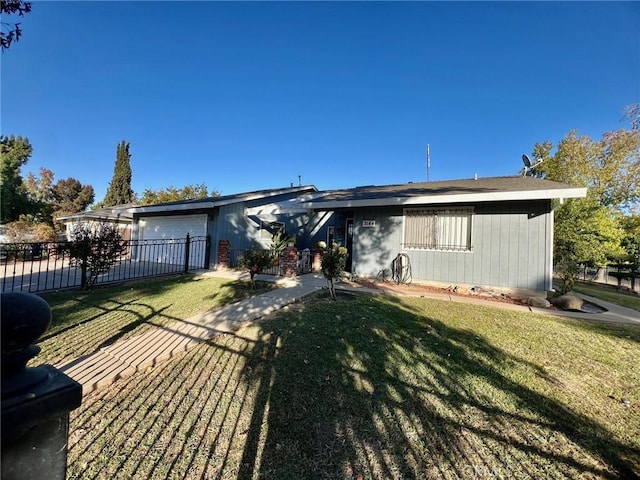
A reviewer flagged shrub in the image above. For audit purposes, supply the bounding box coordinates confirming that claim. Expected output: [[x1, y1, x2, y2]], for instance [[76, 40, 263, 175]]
[[65, 222, 128, 289], [270, 230, 295, 260], [239, 247, 274, 289], [321, 242, 348, 300]]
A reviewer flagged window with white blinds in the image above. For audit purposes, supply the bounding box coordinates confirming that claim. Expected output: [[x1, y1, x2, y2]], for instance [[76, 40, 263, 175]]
[[403, 208, 472, 251]]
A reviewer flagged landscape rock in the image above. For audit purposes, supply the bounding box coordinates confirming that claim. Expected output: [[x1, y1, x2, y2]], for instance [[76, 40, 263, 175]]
[[528, 297, 551, 309], [551, 294, 584, 311]]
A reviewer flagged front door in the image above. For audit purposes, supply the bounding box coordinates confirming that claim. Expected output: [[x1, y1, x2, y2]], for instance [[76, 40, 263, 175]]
[[345, 218, 354, 272]]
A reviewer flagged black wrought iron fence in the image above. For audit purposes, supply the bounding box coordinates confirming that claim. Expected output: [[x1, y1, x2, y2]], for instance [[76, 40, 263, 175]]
[[0, 235, 210, 294]]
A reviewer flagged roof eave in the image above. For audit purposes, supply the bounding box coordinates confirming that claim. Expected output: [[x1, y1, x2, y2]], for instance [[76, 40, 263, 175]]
[[301, 187, 588, 209], [131, 186, 318, 215]]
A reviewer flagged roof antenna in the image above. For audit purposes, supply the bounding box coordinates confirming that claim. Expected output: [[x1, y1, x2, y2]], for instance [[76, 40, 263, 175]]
[[426, 144, 431, 182], [521, 154, 543, 177], [298, 175, 302, 186]]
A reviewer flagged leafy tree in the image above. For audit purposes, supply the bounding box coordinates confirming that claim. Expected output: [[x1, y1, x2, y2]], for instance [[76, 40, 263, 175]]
[[553, 198, 623, 293], [103, 141, 134, 207], [23, 168, 95, 229], [139, 183, 218, 205], [623, 103, 639, 131], [320, 242, 348, 300], [24, 167, 54, 204], [533, 128, 639, 209], [620, 213, 640, 266], [1, 0, 31, 51], [1, 134, 33, 223], [530, 107, 640, 290], [64, 222, 128, 290], [23, 167, 54, 224], [618, 213, 640, 291], [51, 178, 95, 218]]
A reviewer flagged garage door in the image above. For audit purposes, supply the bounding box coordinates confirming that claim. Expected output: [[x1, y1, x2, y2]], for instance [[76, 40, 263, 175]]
[[140, 214, 207, 240], [138, 214, 208, 266]]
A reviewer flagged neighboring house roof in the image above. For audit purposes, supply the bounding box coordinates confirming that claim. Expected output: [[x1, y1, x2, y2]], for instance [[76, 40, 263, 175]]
[[56, 204, 136, 222], [128, 185, 318, 215], [299, 176, 587, 210]]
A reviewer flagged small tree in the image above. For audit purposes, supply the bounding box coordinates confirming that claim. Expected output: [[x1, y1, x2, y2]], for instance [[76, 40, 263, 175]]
[[65, 222, 127, 289], [238, 247, 274, 289], [554, 248, 579, 294], [321, 242, 348, 300]]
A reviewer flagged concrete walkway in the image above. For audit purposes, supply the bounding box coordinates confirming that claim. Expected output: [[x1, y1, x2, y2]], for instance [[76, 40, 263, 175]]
[[57, 272, 327, 394], [57, 271, 639, 396]]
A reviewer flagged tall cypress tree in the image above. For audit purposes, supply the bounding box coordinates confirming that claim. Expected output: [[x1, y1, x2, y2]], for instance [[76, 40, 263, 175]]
[[103, 141, 134, 207]]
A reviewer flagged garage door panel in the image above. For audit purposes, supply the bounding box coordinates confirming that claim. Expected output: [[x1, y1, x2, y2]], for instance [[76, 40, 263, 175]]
[[140, 215, 207, 240], [138, 215, 207, 266]]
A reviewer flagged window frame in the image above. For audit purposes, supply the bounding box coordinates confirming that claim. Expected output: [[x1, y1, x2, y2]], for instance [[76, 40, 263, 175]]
[[259, 220, 284, 239], [402, 207, 473, 252]]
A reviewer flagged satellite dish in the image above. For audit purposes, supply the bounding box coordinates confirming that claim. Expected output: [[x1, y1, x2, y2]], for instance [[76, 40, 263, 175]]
[[521, 153, 543, 177]]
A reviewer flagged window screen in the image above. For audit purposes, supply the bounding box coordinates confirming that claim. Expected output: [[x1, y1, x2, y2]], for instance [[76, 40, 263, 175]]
[[403, 208, 472, 251]]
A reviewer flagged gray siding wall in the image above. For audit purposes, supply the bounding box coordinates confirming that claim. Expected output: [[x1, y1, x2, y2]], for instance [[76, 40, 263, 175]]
[[352, 207, 404, 277], [353, 201, 552, 291], [216, 202, 259, 248], [209, 191, 335, 266]]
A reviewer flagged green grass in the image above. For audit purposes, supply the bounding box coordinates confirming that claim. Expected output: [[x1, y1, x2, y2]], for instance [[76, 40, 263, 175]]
[[66, 289, 640, 480], [34, 273, 276, 366], [563, 280, 640, 312]]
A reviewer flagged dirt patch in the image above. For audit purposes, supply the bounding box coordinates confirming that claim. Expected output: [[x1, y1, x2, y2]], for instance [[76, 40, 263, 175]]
[[349, 278, 531, 307], [317, 290, 358, 302]]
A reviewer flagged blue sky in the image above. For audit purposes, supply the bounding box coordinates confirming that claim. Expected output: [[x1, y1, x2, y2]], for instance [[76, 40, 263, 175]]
[[2, 1, 638, 202]]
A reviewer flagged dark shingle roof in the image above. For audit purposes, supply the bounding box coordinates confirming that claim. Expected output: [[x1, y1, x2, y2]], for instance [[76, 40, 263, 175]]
[[302, 176, 586, 208], [136, 185, 316, 208]]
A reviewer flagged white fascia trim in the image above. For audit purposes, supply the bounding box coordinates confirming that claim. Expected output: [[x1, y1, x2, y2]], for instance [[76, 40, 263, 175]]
[[56, 212, 132, 221], [245, 191, 324, 215], [128, 202, 219, 214], [245, 204, 313, 215], [301, 187, 587, 209]]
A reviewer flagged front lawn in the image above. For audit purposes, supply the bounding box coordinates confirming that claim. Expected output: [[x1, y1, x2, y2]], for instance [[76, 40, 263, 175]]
[[34, 273, 275, 366], [67, 290, 640, 479]]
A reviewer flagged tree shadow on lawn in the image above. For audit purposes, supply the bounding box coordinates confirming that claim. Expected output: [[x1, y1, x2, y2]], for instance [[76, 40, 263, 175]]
[[237, 293, 639, 479], [559, 316, 640, 344], [36, 275, 273, 364], [65, 292, 639, 480]]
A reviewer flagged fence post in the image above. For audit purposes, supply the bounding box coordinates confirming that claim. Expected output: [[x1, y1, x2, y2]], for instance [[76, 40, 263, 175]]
[[282, 246, 298, 277], [80, 242, 89, 290], [203, 235, 211, 269], [184, 234, 191, 273], [1, 292, 82, 480], [217, 240, 231, 269]]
